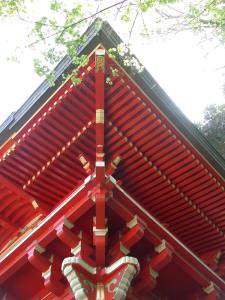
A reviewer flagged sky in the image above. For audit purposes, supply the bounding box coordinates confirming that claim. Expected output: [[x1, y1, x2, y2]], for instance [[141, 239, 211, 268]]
[[135, 32, 225, 122], [0, 1, 224, 125]]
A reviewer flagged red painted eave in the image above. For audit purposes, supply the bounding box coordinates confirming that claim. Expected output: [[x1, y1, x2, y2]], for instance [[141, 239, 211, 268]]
[[0, 47, 225, 298], [1, 51, 225, 255]]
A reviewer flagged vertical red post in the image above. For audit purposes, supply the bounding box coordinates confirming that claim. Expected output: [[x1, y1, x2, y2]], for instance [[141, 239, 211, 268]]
[[94, 48, 107, 267], [95, 48, 105, 185]]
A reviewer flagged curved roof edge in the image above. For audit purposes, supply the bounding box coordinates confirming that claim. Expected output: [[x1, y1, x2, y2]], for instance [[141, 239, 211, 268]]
[[1, 18, 225, 178]]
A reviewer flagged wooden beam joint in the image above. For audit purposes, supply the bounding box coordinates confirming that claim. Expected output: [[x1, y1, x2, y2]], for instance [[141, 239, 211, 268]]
[[27, 242, 65, 296], [134, 242, 173, 295]]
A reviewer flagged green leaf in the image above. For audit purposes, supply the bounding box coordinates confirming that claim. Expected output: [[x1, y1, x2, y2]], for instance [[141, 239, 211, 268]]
[[50, 0, 62, 12]]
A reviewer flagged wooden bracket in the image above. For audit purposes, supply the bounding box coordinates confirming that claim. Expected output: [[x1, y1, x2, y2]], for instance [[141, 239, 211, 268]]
[[134, 241, 173, 295], [55, 217, 80, 249], [106, 155, 121, 176], [42, 255, 65, 296], [93, 189, 107, 267], [109, 216, 145, 263], [55, 218, 95, 267], [78, 153, 94, 175], [27, 242, 50, 272], [27, 242, 65, 296], [202, 282, 219, 300]]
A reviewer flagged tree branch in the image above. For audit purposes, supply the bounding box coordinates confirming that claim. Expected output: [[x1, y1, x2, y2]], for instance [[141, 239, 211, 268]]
[[140, 12, 151, 38], [128, 11, 139, 42], [115, 0, 128, 18], [15, 3, 64, 28], [28, 0, 129, 47]]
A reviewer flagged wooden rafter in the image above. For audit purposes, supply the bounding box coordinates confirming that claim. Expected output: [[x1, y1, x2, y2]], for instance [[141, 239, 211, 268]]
[[0, 213, 18, 231], [0, 174, 38, 209], [22, 121, 93, 190], [108, 176, 225, 294]]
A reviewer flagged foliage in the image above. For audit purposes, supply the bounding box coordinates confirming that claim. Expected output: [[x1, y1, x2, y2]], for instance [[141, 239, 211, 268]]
[[0, 0, 26, 16], [27, 0, 173, 84], [109, 43, 144, 73], [188, 0, 225, 40], [0, 0, 224, 85], [197, 104, 225, 158]]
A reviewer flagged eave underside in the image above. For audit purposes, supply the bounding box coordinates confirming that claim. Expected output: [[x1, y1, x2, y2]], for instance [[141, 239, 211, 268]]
[[0, 46, 225, 299], [0, 53, 225, 256]]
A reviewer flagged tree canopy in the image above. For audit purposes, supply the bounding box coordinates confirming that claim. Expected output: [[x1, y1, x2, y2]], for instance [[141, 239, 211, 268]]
[[198, 104, 225, 158], [0, 0, 224, 84]]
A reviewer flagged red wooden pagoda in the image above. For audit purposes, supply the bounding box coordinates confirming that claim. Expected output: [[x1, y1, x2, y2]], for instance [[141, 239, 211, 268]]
[[0, 20, 225, 300]]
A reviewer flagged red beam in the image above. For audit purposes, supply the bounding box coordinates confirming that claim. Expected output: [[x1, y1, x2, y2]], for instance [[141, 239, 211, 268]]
[[95, 48, 105, 184], [94, 48, 107, 267], [0, 176, 95, 284]]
